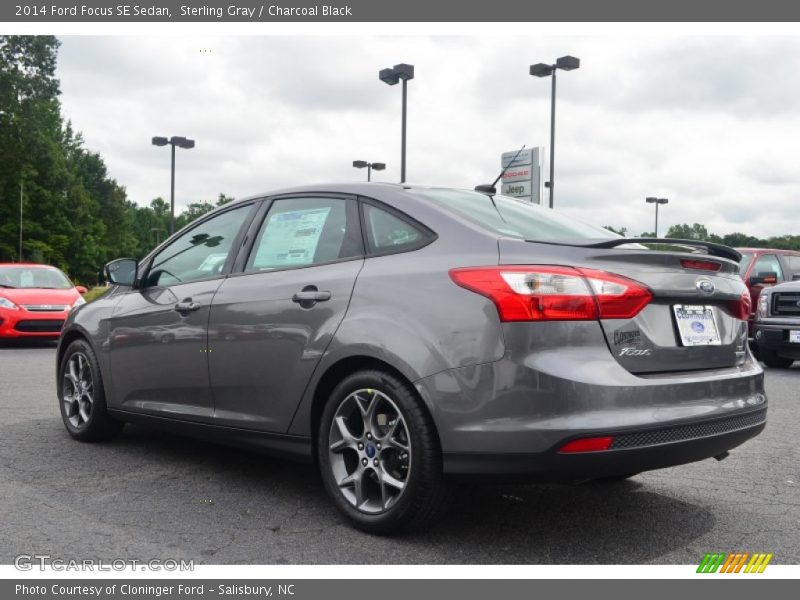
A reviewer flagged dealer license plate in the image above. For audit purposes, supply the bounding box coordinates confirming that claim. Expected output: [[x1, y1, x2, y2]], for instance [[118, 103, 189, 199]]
[[673, 304, 722, 346], [790, 330, 800, 344]]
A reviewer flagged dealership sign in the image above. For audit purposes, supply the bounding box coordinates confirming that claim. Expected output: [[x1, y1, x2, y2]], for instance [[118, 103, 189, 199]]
[[500, 147, 542, 204]]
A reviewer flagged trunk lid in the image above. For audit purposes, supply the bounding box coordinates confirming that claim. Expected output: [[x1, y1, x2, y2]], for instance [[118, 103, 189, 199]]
[[498, 238, 750, 374]]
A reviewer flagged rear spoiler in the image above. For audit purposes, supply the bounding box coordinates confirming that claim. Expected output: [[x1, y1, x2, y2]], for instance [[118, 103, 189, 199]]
[[533, 238, 742, 263]]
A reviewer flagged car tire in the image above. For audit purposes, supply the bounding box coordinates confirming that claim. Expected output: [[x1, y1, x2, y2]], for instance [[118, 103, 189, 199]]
[[317, 369, 447, 535], [760, 349, 794, 369], [58, 339, 124, 442]]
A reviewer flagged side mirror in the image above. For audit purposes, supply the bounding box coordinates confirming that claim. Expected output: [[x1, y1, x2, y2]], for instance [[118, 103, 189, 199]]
[[750, 271, 778, 285], [104, 258, 138, 287], [76, 285, 88, 295]]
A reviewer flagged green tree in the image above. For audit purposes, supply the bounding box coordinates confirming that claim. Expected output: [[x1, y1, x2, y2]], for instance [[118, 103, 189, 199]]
[[665, 223, 710, 241]]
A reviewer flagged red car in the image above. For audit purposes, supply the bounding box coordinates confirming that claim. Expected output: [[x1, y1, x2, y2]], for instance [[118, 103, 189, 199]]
[[0, 263, 88, 339], [736, 248, 800, 335]]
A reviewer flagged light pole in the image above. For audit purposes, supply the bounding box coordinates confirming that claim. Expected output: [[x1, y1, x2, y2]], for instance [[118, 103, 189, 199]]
[[352, 160, 386, 182], [152, 135, 195, 236], [19, 181, 23, 262], [645, 197, 669, 237], [379, 63, 414, 183], [529, 55, 580, 209]]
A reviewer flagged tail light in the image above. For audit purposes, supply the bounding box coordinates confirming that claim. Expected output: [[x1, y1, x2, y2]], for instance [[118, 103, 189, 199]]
[[727, 290, 752, 321], [681, 258, 721, 272], [449, 266, 652, 322]]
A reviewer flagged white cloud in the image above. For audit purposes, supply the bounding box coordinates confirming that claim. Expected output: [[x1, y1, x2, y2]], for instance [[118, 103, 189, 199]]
[[56, 35, 800, 239]]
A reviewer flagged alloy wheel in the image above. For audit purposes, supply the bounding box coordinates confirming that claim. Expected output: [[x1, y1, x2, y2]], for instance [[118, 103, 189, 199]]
[[62, 352, 94, 428], [328, 388, 412, 514]]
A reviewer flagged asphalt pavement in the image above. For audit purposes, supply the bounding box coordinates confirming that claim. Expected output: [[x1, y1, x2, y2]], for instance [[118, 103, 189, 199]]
[[1, 339, 797, 564]]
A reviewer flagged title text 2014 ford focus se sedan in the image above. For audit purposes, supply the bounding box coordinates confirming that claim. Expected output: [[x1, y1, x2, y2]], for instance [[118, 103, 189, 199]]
[[57, 184, 767, 534]]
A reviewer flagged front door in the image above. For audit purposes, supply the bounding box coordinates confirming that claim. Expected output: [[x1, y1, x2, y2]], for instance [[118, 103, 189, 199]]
[[106, 203, 255, 420]]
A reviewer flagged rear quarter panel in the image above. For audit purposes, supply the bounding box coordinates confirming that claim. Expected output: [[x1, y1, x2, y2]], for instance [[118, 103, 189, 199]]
[[287, 237, 505, 436]]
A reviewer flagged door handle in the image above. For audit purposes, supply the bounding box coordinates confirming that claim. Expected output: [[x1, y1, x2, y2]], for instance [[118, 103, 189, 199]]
[[292, 286, 331, 307], [174, 299, 201, 315]]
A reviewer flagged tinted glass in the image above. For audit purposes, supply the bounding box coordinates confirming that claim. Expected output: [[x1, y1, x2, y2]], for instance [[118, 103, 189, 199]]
[[0, 266, 72, 289], [146, 205, 251, 286], [784, 255, 800, 277], [738, 252, 753, 276], [415, 188, 616, 241], [246, 197, 360, 272], [363, 204, 425, 252], [752, 254, 784, 281]]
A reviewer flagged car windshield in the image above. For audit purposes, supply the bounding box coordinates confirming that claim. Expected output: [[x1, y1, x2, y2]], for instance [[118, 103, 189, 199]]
[[414, 188, 619, 241], [0, 266, 73, 289]]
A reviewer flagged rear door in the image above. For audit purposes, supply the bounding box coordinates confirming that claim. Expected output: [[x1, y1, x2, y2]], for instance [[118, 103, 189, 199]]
[[207, 194, 364, 432]]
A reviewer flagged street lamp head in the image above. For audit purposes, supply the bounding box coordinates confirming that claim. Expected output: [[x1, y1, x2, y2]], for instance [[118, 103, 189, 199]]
[[151, 136, 169, 147], [530, 63, 554, 77], [353, 160, 368, 169], [658, 198, 669, 205], [379, 67, 400, 85], [371, 162, 386, 171], [556, 55, 580, 71], [169, 136, 195, 149], [646, 197, 658, 204], [393, 63, 415, 81]]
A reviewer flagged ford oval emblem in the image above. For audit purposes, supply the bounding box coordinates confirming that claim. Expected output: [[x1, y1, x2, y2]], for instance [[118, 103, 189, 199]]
[[696, 279, 715, 295]]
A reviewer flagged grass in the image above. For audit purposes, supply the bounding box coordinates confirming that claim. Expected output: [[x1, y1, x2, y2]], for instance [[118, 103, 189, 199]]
[[82, 286, 110, 303]]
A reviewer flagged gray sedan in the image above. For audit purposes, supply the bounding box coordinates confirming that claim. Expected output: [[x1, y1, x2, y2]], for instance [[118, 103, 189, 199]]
[[57, 184, 766, 534]]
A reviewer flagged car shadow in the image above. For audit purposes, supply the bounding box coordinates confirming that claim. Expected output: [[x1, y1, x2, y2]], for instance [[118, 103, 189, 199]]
[[0, 417, 715, 564]]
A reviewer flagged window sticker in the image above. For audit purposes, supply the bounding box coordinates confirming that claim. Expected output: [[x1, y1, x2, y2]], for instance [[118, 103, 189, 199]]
[[253, 207, 332, 268]]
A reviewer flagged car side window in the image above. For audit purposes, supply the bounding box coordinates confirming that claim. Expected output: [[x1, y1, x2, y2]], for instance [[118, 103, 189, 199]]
[[752, 254, 784, 282], [784, 255, 800, 280], [363, 203, 427, 253], [245, 197, 362, 272], [144, 204, 252, 287]]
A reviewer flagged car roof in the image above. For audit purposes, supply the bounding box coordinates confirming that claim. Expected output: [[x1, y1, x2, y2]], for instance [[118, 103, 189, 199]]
[[230, 182, 443, 205], [735, 248, 800, 256]]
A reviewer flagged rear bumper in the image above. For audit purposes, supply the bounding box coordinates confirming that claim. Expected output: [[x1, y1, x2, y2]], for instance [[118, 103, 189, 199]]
[[754, 322, 800, 359], [0, 309, 66, 338], [415, 321, 766, 478], [443, 409, 766, 481]]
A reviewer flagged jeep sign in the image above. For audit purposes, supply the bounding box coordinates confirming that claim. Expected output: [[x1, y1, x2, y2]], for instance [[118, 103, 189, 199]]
[[500, 147, 542, 204]]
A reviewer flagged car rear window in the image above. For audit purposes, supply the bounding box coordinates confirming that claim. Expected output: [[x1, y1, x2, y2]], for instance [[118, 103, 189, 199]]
[[414, 188, 616, 241]]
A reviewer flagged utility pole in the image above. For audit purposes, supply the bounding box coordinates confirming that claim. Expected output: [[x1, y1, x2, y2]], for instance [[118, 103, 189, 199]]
[[19, 181, 23, 262]]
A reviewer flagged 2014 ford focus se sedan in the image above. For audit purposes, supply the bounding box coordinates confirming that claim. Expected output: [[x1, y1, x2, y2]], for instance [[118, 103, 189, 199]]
[[57, 184, 767, 534]]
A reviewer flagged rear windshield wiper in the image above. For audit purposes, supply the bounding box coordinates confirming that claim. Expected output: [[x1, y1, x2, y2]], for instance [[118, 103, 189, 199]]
[[533, 237, 742, 263], [0, 284, 17, 288]]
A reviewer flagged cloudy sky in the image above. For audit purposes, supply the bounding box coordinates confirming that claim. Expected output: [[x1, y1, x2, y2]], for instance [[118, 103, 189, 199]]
[[56, 35, 800, 238]]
